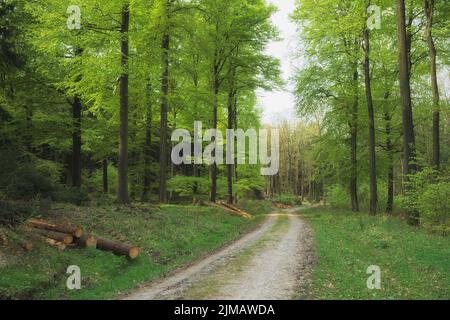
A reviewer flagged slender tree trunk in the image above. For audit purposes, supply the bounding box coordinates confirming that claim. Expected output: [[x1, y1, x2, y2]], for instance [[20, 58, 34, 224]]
[[396, 0, 417, 177], [71, 47, 83, 189], [350, 68, 360, 212], [397, 0, 419, 224], [210, 69, 219, 203], [227, 87, 236, 204], [363, 26, 378, 215], [384, 111, 394, 214], [159, 32, 170, 203], [117, 3, 130, 204], [71, 96, 82, 189], [233, 96, 238, 182], [169, 107, 176, 200], [142, 89, 152, 201], [103, 159, 108, 194], [424, 0, 440, 169]]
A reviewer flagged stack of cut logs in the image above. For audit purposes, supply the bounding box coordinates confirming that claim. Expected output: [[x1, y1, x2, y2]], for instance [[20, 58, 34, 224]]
[[26, 219, 140, 259]]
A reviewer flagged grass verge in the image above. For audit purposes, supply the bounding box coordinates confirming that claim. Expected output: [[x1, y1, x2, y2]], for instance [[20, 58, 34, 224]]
[[0, 200, 271, 300], [301, 207, 450, 300]]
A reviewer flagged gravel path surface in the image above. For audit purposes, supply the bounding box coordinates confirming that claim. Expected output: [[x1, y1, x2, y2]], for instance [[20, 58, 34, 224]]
[[123, 207, 314, 300]]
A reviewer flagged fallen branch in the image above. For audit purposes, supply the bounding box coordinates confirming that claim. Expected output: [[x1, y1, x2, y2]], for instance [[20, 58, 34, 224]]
[[199, 201, 252, 219], [217, 201, 253, 219]]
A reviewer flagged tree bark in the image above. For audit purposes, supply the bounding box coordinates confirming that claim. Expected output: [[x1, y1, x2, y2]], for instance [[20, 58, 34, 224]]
[[75, 235, 97, 248], [159, 29, 170, 203], [396, 0, 417, 177], [96, 237, 140, 259], [350, 68, 360, 212], [227, 87, 236, 204], [143, 92, 152, 201], [210, 54, 219, 203], [117, 3, 130, 204], [424, 0, 440, 169], [102, 159, 108, 194], [71, 48, 83, 189], [27, 219, 83, 238], [363, 25, 378, 215], [384, 111, 394, 214]]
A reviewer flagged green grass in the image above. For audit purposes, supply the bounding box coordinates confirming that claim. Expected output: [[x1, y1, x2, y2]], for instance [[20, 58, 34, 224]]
[[301, 207, 450, 300], [0, 200, 270, 300]]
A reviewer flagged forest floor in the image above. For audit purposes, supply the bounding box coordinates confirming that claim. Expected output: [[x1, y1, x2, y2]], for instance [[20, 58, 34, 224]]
[[123, 208, 315, 300], [302, 207, 450, 299], [0, 199, 273, 300]]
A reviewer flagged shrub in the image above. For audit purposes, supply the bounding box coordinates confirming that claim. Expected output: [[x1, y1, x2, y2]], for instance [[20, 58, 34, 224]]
[[167, 176, 210, 198], [5, 163, 56, 199], [417, 182, 450, 234], [50, 186, 90, 205], [326, 184, 349, 209], [271, 194, 302, 206]]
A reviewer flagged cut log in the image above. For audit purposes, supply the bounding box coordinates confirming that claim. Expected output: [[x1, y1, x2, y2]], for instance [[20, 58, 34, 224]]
[[29, 228, 73, 244], [45, 238, 66, 251], [27, 219, 83, 238], [96, 237, 140, 259], [75, 235, 97, 248]]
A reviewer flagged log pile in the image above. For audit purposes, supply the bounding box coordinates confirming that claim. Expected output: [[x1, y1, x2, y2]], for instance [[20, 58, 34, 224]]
[[24, 219, 140, 259]]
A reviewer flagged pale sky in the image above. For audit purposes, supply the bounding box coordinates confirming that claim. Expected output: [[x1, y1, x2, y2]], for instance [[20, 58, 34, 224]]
[[258, 0, 298, 125]]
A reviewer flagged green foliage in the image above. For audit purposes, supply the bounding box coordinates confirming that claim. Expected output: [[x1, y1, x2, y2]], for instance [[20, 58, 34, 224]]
[[167, 176, 210, 198], [417, 182, 450, 234], [271, 194, 302, 206], [326, 185, 350, 209], [5, 162, 57, 199], [85, 164, 118, 196], [50, 187, 90, 206]]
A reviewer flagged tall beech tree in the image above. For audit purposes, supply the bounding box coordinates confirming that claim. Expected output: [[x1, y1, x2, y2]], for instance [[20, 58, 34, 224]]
[[117, 3, 130, 204], [424, 0, 440, 169], [363, 4, 378, 215], [396, 0, 417, 177]]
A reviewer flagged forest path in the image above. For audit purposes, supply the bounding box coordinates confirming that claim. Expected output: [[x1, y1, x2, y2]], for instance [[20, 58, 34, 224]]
[[122, 207, 315, 300]]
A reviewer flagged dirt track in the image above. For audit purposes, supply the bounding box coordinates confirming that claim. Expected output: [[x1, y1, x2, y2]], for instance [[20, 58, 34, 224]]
[[123, 208, 315, 300]]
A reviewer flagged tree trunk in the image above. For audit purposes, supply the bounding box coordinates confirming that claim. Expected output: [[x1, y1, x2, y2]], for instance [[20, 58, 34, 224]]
[[424, 0, 440, 169], [159, 28, 170, 203], [75, 235, 97, 248], [27, 219, 83, 238], [384, 111, 394, 214], [142, 92, 152, 201], [396, 0, 417, 177], [169, 107, 176, 201], [210, 59, 219, 203], [350, 68, 360, 212], [363, 25, 378, 215], [102, 159, 108, 194], [117, 3, 130, 204], [397, 0, 419, 224], [71, 98, 82, 189], [96, 237, 140, 259], [226, 86, 236, 204]]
